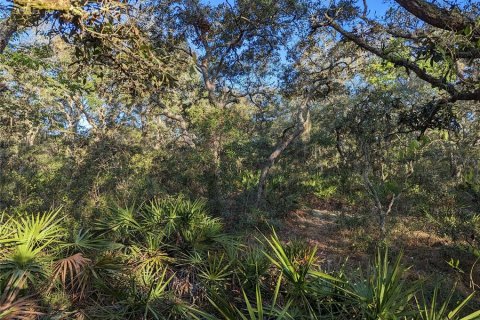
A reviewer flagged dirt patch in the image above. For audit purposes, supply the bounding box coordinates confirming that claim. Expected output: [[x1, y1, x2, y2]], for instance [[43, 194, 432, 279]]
[[277, 207, 480, 306], [279, 209, 370, 267]]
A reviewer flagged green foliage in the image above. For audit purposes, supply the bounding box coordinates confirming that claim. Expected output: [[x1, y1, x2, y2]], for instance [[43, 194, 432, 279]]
[[426, 199, 480, 243], [416, 285, 480, 320], [340, 249, 418, 319], [237, 245, 270, 288], [0, 206, 478, 319], [141, 196, 225, 251], [1, 0, 480, 318], [262, 229, 339, 318], [208, 283, 294, 320], [302, 174, 338, 199], [59, 228, 122, 253]]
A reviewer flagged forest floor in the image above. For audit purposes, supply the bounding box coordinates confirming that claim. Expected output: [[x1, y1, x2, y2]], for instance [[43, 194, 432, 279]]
[[275, 198, 480, 308]]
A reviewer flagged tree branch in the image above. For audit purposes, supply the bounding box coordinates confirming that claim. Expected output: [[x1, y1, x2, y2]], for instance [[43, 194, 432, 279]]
[[324, 14, 480, 101], [394, 0, 475, 33]]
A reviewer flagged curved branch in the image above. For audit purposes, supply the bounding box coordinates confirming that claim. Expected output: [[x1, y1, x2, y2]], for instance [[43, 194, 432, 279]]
[[394, 0, 474, 33], [324, 14, 480, 101]]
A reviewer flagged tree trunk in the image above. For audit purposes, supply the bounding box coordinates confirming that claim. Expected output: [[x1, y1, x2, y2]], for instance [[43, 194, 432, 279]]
[[379, 210, 387, 237], [196, 55, 226, 214], [208, 134, 222, 214], [256, 131, 299, 205], [0, 16, 18, 54], [256, 100, 310, 206], [362, 166, 399, 240]]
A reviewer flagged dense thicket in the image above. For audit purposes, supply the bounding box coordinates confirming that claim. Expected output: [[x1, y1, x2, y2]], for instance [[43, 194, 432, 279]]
[[0, 0, 479, 318]]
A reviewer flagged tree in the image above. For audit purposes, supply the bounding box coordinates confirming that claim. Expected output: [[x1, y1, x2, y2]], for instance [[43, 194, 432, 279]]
[[145, 0, 306, 211], [255, 32, 357, 205], [314, 0, 480, 135], [0, 0, 105, 53]]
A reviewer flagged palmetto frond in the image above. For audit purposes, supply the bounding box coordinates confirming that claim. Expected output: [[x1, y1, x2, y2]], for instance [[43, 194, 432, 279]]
[[140, 196, 226, 251], [0, 213, 16, 248], [50, 252, 92, 300], [339, 248, 418, 319], [0, 244, 49, 287], [0, 211, 62, 294], [416, 284, 480, 320], [95, 205, 141, 239], [59, 228, 123, 254], [0, 277, 42, 319], [12, 210, 64, 249], [262, 229, 337, 290], [208, 282, 294, 320], [198, 252, 231, 285], [88, 254, 124, 286], [237, 245, 270, 288]]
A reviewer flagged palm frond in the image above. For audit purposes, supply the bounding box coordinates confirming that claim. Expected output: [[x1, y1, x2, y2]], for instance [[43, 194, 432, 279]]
[[12, 210, 64, 249], [0, 244, 48, 287], [59, 229, 123, 253], [0, 277, 42, 320], [50, 252, 92, 300], [416, 284, 480, 320]]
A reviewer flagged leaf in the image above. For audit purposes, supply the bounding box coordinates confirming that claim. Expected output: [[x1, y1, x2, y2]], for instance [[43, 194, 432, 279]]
[[50, 253, 92, 299]]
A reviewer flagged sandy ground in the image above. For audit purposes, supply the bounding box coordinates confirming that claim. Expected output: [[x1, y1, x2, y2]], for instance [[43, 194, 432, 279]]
[[277, 206, 480, 307]]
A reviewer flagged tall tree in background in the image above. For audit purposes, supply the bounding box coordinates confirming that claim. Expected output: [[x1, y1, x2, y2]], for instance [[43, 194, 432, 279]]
[[314, 0, 480, 136], [255, 32, 358, 204], [145, 0, 307, 211]]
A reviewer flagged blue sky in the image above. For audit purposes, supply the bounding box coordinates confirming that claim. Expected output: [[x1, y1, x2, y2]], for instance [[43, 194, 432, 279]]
[[362, 0, 391, 16]]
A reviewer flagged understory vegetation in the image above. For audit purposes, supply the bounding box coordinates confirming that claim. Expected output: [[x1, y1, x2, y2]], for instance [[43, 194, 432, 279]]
[[0, 0, 480, 318], [0, 197, 479, 319]]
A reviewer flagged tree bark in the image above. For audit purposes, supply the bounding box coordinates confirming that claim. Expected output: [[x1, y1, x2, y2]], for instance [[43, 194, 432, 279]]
[[161, 110, 197, 148], [256, 99, 310, 206], [208, 134, 222, 214], [394, 0, 475, 34], [362, 169, 398, 238], [197, 55, 225, 214], [0, 16, 18, 54]]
